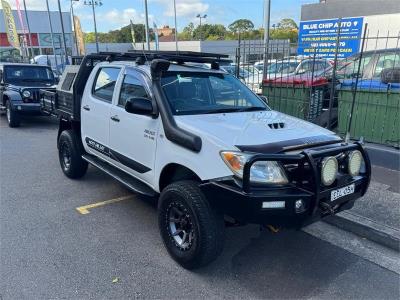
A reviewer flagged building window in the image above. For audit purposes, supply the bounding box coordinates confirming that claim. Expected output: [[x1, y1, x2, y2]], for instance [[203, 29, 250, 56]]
[[41, 48, 54, 55]]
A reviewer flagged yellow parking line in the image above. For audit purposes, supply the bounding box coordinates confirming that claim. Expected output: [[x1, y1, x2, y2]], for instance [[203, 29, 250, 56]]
[[76, 195, 132, 215]]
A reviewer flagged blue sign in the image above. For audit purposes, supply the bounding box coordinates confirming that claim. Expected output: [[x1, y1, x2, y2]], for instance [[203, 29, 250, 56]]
[[298, 17, 364, 58]]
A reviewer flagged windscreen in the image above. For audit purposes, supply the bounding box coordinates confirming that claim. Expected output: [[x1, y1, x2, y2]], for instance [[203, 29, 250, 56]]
[[267, 61, 299, 74], [161, 72, 268, 115], [4, 65, 55, 84]]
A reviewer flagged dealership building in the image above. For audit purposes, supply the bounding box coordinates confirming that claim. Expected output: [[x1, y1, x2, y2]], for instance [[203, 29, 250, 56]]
[[0, 9, 73, 60]]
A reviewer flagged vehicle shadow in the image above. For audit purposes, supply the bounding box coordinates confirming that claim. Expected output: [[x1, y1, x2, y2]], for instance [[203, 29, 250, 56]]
[[109, 182, 359, 299], [18, 115, 59, 128], [192, 225, 357, 299], [0, 115, 58, 130]]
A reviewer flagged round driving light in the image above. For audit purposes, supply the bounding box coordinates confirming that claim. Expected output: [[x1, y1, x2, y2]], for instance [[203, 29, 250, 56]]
[[295, 199, 306, 213], [348, 150, 363, 176], [22, 90, 31, 98], [321, 156, 338, 186]]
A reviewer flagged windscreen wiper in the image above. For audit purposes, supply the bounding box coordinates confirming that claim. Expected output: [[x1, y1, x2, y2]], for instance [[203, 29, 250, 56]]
[[200, 107, 243, 114], [236, 107, 267, 112]]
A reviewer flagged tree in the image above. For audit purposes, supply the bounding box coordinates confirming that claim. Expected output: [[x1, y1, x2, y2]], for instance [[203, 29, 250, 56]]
[[278, 18, 298, 30], [193, 24, 227, 40], [228, 19, 254, 33], [178, 22, 195, 40], [83, 23, 147, 44], [270, 18, 299, 43]]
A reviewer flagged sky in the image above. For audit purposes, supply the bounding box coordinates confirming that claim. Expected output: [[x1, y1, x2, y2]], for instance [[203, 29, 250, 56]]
[[7, 0, 319, 32]]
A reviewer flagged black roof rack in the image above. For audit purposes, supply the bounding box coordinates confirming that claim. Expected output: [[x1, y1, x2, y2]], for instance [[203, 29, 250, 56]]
[[82, 50, 230, 65]]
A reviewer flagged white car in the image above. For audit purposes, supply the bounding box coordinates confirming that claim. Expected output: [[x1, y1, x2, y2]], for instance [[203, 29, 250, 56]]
[[43, 51, 371, 269]]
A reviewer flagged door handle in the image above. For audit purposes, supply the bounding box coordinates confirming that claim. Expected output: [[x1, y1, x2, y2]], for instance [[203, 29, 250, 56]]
[[110, 115, 120, 122], [83, 105, 90, 111]]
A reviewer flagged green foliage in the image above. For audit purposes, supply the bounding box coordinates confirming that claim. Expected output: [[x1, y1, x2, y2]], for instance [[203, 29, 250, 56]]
[[83, 18, 298, 43], [84, 23, 147, 43], [270, 19, 299, 42], [192, 24, 227, 40], [228, 19, 255, 33], [277, 18, 298, 30]]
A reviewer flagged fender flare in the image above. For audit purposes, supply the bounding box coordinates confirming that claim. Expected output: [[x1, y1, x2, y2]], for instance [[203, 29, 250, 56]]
[[2, 90, 22, 105]]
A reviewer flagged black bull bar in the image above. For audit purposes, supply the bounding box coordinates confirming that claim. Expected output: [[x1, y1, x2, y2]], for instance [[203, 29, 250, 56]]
[[242, 142, 371, 215]]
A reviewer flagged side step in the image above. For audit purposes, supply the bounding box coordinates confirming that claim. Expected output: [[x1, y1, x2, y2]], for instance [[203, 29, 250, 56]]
[[82, 154, 157, 197]]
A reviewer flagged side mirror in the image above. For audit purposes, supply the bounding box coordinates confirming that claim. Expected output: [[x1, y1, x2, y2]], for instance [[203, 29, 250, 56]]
[[0, 71, 3, 83], [125, 97, 154, 116], [259, 95, 268, 104], [381, 67, 400, 84]]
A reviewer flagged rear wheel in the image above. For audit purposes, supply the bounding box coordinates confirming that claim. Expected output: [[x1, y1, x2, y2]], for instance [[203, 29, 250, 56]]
[[6, 100, 20, 128], [58, 130, 88, 179], [158, 180, 225, 269]]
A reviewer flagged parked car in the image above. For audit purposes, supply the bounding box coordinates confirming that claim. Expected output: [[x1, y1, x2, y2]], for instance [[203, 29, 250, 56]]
[[334, 48, 400, 81], [0, 63, 57, 127], [42, 51, 371, 269], [262, 48, 400, 128], [221, 65, 251, 80], [254, 59, 277, 72]]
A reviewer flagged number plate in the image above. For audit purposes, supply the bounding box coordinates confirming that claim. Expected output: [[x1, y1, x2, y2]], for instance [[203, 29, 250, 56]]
[[331, 184, 355, 202]]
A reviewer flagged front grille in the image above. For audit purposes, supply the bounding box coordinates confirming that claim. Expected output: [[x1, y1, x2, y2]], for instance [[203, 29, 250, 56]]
[[22, 89, 41, 103]]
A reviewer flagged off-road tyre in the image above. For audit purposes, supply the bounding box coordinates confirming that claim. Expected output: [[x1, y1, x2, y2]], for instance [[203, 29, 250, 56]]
[[6, 100, 20, 128], [58, 130, 88, 179], [158, 180, 225, 269]]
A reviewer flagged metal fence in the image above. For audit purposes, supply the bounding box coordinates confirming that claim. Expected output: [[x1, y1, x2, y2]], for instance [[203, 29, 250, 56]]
[[234, 29, 400, 147]]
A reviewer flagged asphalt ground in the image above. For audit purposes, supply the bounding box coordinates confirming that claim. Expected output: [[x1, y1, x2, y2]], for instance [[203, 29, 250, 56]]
[[1, 115, 399, 299]]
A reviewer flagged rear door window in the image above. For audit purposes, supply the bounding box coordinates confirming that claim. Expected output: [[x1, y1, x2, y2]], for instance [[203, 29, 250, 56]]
[[337, 54, 373, 79], [92, 67, 121, 103], [373, 52, 400, 78]]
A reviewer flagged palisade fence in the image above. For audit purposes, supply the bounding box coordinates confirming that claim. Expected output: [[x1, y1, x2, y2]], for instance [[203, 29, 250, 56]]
[[235, 29, 400, 148]]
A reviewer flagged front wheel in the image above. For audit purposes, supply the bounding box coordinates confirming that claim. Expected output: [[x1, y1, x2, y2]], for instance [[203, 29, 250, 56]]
[[6, 101, 20, 128], [58, 130, 88, 179], [158, 180, 225, 269]]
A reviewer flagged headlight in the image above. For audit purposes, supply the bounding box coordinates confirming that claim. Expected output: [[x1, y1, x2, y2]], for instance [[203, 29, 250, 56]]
[[22, 90, 31, 98], [220, 151, 288, 184], [348, 150, 363, 176], [321, 156, 338, 186]]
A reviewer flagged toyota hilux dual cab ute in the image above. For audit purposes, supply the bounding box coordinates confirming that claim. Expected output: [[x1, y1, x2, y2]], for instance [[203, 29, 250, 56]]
[[42, 51, 371, 269]]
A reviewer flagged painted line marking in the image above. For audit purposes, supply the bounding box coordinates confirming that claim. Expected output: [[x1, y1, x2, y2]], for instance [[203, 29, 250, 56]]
[[76, 195, 132, 215]]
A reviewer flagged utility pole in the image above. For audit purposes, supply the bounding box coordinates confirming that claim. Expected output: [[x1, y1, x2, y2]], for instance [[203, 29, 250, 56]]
[[262, 0, 271, 76], [71, 0, 79, 55], [196, 14, 207, 41], [144, 0, 150, 50], [22, 0, 33, 58], [83, 1, 102, 53], [45, 0, 59, 72], [91, 1, 99, 52], [173, 0, 178, 51], [57, 0, 69, 65]]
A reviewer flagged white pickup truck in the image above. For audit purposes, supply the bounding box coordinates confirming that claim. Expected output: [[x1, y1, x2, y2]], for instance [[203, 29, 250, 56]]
[[41, 51, 371, 269]]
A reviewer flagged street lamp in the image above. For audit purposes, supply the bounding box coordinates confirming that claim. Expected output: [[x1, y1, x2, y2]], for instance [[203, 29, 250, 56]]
[[173, 0, 178, 51], [57, 0, 69, 65], [196, 14, 207, 41], [83, 0, 103, 53]]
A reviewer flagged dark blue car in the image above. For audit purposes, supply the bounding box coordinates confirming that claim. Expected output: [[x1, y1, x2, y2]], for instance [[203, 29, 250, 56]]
[[0, 63, 57, 127]]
